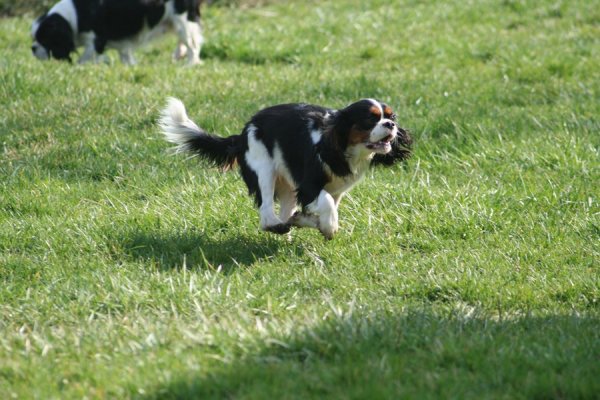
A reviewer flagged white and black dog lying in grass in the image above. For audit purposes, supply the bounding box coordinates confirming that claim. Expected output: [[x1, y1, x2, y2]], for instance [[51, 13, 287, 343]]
[[159, 98, 412, 239], [31, 0, 203, 65]]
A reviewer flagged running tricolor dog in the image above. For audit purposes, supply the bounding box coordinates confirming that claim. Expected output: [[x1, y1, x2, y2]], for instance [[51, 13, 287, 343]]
[[159, 98, 412, 239]]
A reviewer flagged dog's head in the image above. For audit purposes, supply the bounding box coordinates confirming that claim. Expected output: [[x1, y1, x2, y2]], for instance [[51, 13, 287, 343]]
[[337, 99, 399, 154], [31, 13, 75, 62], [332, 99, 412, 160]]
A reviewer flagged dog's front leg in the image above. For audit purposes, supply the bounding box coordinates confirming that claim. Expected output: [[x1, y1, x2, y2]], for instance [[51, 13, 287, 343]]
[[119, 48, 136, 65], [77, 33, 97, 64], [291, 190, 338, 240]]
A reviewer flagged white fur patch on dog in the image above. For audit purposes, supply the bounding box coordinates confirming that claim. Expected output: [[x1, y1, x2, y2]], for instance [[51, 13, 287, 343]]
[[159, 97, 202, 153]]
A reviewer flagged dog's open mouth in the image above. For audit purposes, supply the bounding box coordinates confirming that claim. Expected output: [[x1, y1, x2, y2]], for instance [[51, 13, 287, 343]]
[[366, 134, 394, 152]]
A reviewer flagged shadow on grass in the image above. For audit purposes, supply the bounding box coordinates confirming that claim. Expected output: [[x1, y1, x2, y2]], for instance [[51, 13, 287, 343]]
[[120, 228, 286, 272], [143, 311, 600, 399]]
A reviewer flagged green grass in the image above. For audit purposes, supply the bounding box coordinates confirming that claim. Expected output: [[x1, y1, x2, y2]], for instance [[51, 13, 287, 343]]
[[1, 0, 599, 398]]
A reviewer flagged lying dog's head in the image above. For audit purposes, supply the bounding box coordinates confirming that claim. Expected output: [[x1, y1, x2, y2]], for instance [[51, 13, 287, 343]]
[[31, 13, 75, 62]]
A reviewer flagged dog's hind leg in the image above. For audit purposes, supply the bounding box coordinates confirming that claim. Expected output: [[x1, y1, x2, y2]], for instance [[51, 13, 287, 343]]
[[185, 20, 203, 65], [172, 14, 203, 65], [257, 169, 289, 234], [245, 129, 289, 234], [276, 178, 297, 223], [119, 48, 136, 65], [173, 42, 187, 60], [77, 33, 97, 64]]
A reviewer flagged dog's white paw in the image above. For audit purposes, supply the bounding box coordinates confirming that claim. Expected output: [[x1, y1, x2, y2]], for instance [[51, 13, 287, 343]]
[[318, 214, 338, 240]]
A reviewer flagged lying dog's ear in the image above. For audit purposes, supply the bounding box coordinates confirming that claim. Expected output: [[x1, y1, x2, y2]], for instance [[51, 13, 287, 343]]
[[371, 127, 413, 166]]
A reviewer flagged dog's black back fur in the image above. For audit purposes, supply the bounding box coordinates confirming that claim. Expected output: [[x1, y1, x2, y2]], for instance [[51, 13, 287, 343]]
[[93, 0, 202, 54], [74, 0, 99, 32], [93, 0, 163, 53]]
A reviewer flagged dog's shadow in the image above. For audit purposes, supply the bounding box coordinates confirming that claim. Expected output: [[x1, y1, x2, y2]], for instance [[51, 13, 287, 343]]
[[121, 228, 285, 273]]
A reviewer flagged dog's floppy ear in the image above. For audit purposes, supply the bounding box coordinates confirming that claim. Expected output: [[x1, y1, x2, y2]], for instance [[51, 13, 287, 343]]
[[328, 103, 366, 149], [330, 109, 353, 148], [51, 38, 75, 62], [49, 25, 75, 61], [41, 15, 75, 61], [371, 127, 413, 166], [319, 110, 354, 176]]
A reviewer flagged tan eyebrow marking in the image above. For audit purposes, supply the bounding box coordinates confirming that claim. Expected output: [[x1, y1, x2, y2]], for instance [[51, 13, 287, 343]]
[[369, 105, 382, 117]]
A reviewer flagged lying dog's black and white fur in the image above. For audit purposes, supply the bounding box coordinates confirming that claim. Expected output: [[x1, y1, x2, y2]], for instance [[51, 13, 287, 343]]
[[31, 0, 203, 65], [159, 98, 412, 239]]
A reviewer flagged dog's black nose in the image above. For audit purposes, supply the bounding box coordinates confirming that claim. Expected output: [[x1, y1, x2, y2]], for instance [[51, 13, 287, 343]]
[[31, 45, 37, 52], [382, 121, 395, 129]]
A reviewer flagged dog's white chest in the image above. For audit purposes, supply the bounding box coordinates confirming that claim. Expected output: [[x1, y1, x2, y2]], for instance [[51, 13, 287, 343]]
[[324, 163, 368, 198]]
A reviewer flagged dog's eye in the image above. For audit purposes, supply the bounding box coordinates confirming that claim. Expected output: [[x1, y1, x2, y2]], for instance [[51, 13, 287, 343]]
[[362, 113, 380, 127], [355, 116, 377, 130]]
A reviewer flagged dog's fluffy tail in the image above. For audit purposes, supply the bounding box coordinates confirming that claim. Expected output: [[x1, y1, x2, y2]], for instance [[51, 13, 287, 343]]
[[159, 98, 240, 170]]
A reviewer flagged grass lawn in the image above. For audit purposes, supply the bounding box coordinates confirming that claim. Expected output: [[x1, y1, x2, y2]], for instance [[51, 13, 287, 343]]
[[1, 0, 599, 398]]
